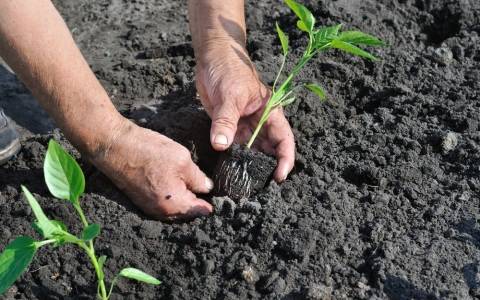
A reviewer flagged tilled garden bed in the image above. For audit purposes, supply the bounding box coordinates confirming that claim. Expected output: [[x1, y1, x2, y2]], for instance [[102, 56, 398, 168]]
[[1, 0, 479, 299]]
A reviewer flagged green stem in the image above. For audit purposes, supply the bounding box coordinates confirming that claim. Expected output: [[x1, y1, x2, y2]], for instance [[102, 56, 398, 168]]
[[276, 43, 330, 92], [246, 41, 331, 147], [246, 104, 273, 148], [272, 54, 287, 92], [79, 242, 108, 300], [246, 55, 311, 147], [34, 239, 56, 248], [73, 201, 107, 299], [73, 202, 89, 227], [107, 275, 120, 298]]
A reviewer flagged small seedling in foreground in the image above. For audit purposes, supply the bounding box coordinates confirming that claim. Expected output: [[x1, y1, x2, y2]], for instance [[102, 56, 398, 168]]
[[0, 140, 160, 299], [246, 0, 385, 148]]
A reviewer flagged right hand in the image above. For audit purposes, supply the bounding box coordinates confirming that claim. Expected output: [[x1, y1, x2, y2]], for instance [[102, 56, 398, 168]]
[[91, 119, 213, 220]]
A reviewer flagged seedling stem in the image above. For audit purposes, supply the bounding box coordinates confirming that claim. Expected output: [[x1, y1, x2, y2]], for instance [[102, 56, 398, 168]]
[[0, 140, 160, 298], [246, 0, 385, 148]]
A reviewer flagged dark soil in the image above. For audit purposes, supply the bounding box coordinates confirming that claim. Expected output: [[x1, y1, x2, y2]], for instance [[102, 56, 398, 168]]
[[214, 144, 277, 201], [1, 0, 480, 299]]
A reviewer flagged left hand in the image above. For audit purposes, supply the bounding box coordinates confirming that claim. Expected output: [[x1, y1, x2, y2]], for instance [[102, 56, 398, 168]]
[[194, 41, 295, 182]]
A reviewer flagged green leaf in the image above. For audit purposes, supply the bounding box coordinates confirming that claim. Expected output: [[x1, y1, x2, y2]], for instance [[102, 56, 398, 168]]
[[296, 20, 308, 32], [44, 140, 85, 203], [22, 186, 61, 239], [118, 268, 161, 285], [338, 31, 385, 46], [281, 97, 297, 106], [98, 255, 107, 270], [275, 22, 289, 55], [330, 39, 378, 61], [305, 83, 327, 100], [51, 220, 67, 232], [313, 24, 342, 48], [0, 236, 37, 295], [81, 224, 100, 241], [285, 0, 315, 32], [98, 255, 107, 281]]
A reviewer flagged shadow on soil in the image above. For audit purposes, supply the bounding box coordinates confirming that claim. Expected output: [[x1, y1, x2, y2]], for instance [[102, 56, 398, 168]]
[[463, 262, 480, 291], [383, 275, 437, 300], [128, 84, 219, 176], [454, 218, 480, 248], [0, 65, 56, 135]]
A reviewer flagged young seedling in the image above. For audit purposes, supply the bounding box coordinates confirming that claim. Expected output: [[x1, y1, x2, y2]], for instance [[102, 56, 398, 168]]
[[0, 140, 160, 299], [246, 0, 385, 148], [214, 0, 385, 200]]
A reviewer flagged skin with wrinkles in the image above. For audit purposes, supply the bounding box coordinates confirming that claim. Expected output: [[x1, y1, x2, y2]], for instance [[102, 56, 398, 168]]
[[0, 0, 295, 219], [189, 0, 295, 182]]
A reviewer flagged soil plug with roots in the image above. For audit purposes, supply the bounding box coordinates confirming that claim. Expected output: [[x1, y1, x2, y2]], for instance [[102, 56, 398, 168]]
[[214, 0, 385, 200]]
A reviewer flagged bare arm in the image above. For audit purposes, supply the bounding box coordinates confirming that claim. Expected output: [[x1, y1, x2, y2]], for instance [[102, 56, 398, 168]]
[[188, 0, 246, 62], [0, 0, 124, 159], [0, 0, 213, 219]]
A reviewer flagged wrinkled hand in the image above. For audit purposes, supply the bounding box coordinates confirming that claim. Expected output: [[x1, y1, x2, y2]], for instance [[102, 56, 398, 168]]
[[195, 43, 295, 182], [92, 119, 213, 220]]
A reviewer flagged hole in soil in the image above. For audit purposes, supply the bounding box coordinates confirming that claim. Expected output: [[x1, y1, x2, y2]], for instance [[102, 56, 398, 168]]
[[422, 6, 462, 45]]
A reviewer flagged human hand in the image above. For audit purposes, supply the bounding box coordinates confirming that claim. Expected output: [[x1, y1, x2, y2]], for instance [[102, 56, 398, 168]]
[[195, 42, 295, 182], [91, 119, 213, 220]]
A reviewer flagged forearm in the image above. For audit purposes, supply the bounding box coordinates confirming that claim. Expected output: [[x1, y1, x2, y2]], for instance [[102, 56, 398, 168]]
[[0, 0, 124, 158], [188, 0, 247, 64]]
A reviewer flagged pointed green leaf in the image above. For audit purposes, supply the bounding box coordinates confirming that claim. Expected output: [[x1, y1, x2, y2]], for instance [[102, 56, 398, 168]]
[[285, 0, 315, 32], [338, 31, 385, 46], [314, 24, 342, 48], [296, 20, 308, 32], [81, 224, 100, 241], [0, 236, 37, 295], [98, 255, 107, 281], [98, 255, 107, 270], [44, 140, 85, 203], [281, 97, 297, 106], [54, 233, 81, 247], [51, 220, 67, 232], [331, 39, 378, 60], [118, 268, 161, 285], [316, 24, 342, 40], [305, 84, 327, 100], [22, 186, 61, 239], [275, 22, 289, 55]]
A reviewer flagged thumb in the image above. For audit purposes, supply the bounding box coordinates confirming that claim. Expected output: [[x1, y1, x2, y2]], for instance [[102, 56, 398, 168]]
[[183, 160, 214, 194], [210, 101, 240, 151]]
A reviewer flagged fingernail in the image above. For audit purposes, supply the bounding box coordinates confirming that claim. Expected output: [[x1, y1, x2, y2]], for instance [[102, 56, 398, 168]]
[[278, 166, 289, 182], [205, 177, 214, 191], [191, 206, 212, 217], [214, 134, 228, 146]]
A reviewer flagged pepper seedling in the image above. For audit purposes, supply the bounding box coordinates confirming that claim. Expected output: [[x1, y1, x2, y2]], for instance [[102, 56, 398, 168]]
[[246, 0, 385, 148], [213, 0, 385, 200], [0, 140, 160, 299]]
